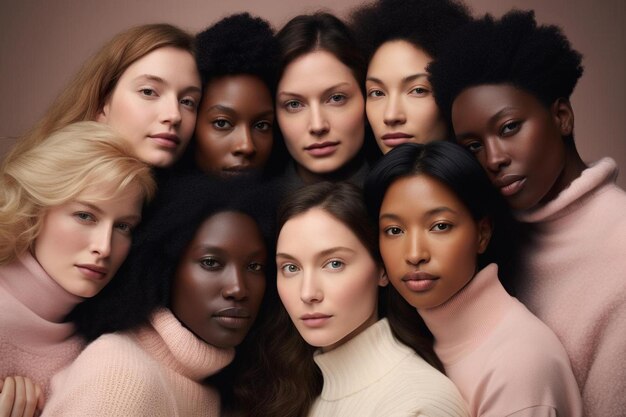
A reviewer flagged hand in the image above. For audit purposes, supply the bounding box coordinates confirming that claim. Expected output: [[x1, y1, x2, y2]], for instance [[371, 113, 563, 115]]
[[0, 377, 44, 417]]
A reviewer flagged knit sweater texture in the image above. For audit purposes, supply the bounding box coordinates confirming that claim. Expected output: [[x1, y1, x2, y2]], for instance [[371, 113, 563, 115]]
[[419, 264, 582, 417], [515, 158, 626, 417], [308, 318, 470, 417], [0, 253, 84, 397], [42, 309, 235, 417]]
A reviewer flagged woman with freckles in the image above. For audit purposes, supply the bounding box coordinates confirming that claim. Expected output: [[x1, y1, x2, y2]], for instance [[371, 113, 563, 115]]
[[349, 0, 470, 154], [0, 122, 155, 417], [249, 182, 468, 417], [365, 141, 581, 416], [7, 24, 202, 170], [429, 11, 626, 416], [274, 13, 374, 188], [41, 175, 279, 417]]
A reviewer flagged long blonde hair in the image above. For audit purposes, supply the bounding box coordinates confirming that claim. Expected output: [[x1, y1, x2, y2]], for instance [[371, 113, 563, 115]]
[[0, 121, 156, 264], [6, 23, 195, 162]]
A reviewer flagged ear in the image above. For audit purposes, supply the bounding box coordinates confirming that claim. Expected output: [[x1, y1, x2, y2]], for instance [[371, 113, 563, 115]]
[[96, 101, 110, 123], [476, 217, 492, 254], [377, 267, 389, 288], [551, 98, 574, 137]]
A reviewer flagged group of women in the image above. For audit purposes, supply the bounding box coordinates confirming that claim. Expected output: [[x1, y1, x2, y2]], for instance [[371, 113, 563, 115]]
[[1, 0, 624, 416]]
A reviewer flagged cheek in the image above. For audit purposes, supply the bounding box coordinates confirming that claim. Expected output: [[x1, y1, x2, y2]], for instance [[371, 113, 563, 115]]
[[277, 114, 303, 149], [277, 280, 298, 315]]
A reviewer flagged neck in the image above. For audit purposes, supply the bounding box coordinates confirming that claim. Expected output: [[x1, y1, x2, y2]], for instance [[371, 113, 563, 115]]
[[539, 146, 586, 207], [295, 154, 364, 184]]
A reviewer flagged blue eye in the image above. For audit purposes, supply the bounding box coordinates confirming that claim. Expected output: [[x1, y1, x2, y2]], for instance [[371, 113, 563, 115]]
[[284, 100, 303, 112], [324, 259, 344, 271], [74, 212, 95, 223]]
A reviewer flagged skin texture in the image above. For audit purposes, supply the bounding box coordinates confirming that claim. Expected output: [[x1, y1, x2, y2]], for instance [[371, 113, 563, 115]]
[[276, 208, 386, 352], [379, 175, 491, 309], [276, 50, 365, 183], [171, 212, 267, 349], [0, 376, 43, 417], [97, 47, 202, 168], [32, 183, 144, 299], [194, 75, 274, 175], [366, 40, 447, 153], [452, 84, 583, 211]]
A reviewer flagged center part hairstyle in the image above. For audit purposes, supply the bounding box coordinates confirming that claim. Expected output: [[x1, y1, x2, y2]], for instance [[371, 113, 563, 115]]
[[429, 10, 584, 133], [349, 0, 471, 63], [7, 23, 195, 160], [0, 121, 156, 265], [276, 12, 366, 89]]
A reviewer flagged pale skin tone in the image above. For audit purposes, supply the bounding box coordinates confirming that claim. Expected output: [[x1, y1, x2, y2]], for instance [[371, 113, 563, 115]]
[[366, 40, 447, 153], [276, 208, 387, 352], [0, 376, 43, 417], [277, 50, 365, 183], [97, 47, 202, 168]]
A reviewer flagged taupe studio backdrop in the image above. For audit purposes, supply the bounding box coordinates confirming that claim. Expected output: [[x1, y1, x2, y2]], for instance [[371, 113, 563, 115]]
[[1, 0, 624, 187]]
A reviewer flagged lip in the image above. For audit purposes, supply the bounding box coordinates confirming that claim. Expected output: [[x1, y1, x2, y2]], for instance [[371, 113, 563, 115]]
[[300, 312, 333, 328], [492, 174, 527, 197], [304, 141, 339, 157], [213, 307, 252, 330], [149, 132, 181, 149], [222, 165, 252, 173], [381, 132, 413, 148], [401, 271, 438, 292], [75, 264, 108, 280]]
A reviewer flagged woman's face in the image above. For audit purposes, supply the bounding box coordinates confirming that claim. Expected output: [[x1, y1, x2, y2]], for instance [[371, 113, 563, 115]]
[[366, 40, 447, 154], [97, 47, 202, 168], [379, 175, 491, 310], [277, 50, 365, 179], [172, 211, 267, 349], [451, 84, 573, 211], [276, 208, 385, 352], [194, 75, 274, 175], [33, 183, 144, 298]]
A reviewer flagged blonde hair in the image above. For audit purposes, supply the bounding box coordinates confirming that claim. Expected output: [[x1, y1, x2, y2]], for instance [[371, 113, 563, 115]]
[[6, 23, 195, 161], [0, 121, 156, 264]]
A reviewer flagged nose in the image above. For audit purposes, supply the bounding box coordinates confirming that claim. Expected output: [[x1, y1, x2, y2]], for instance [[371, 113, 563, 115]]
[[383, 94, 406, 127], [405, 231, 429, 266], [300, 272, 323, 304], [90, 225, 113, 258], [160, 95, 182, 127], [308, 104, 330, 137], [232, 127, 256, 157], [222, 267, 249, 301], [484, 137, 511, 173]]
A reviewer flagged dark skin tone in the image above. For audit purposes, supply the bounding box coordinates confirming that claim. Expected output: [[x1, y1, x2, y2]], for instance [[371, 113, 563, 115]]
[[451, 84, 586, 211], [171, 211, 267, 349]]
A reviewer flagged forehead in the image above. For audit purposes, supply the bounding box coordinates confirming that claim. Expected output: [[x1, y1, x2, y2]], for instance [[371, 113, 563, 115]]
[[279, 50, 357, 91], [368, 40, 432, 76], [120, 46, 200, 85], [202, 74, 273, 110], [191, 211, 264, 247], [382, 175, 466, 214]]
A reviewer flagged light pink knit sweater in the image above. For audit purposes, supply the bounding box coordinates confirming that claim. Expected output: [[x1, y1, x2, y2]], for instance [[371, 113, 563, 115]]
[[419, 264, 582, 417], [42, 309, 235, 417], [515, 158, 626, 417], [0, 254, 84, 397]]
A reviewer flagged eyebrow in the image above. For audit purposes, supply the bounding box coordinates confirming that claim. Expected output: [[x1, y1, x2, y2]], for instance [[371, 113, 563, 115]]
[[196, 245, 266, 257], [134, 74, 201, 95], [276, 246, 356, 261], [206, 104, 274, 118], [76, 200, 142, 223], [367, 73, 429, 85], [379, 206, 457, 222], [277, 82, 352, 100], [456, 106, 520, 140]]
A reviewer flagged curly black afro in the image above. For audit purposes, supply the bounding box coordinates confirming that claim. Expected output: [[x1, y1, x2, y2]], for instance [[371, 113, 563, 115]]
[[196, 13, 279, 90], [349, 0, 471, 62], [429, 9, 584, 122]]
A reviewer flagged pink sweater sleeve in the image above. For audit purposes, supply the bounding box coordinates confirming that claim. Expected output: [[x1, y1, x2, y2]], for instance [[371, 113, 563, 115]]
[[42, 334, 175, 417]]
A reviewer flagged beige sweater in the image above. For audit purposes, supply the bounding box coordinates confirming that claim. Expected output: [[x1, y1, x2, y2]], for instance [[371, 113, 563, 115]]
[[308, 319, 469, 417], [42, 309, 235, 417]]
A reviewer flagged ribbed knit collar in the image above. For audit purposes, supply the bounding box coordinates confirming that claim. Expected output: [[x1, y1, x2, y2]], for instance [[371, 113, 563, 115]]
[[135, 309, 235, 382], [418, 264, 513, 366], [313, 318, 414, 401], [0, 253, 83, 323], [516, 158, 617, 224]]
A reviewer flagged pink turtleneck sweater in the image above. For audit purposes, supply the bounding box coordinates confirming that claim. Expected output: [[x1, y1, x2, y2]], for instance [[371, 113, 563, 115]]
[[42, 309, 235, 417], [0, 254, 84, 397], [515, 158, 626, 417], [419, 264, 582, 417]]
